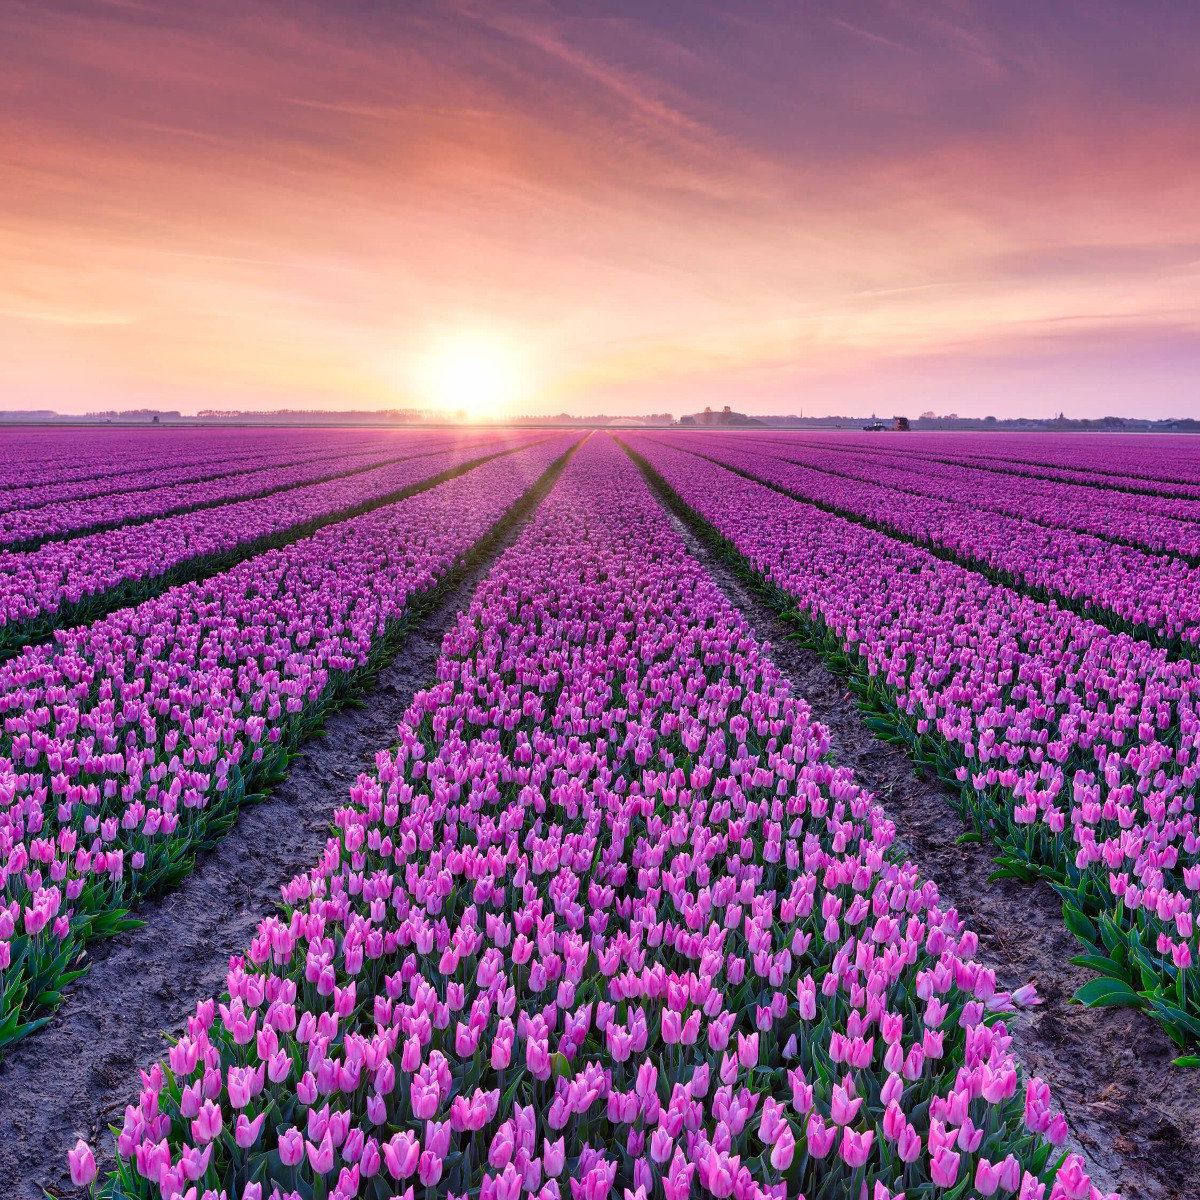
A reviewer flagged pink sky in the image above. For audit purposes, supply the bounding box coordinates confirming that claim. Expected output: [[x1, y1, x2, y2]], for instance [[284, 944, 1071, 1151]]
[[2, 1, 1198, 417]]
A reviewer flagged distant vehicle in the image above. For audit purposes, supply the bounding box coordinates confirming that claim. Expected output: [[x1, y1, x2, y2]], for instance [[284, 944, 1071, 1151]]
[[863, 421, 887, 431], [893, 416, 910, 431]]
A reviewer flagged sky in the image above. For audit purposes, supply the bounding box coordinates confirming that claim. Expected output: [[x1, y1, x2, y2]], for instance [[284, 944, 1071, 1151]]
[[2, 0, 1198, 419]]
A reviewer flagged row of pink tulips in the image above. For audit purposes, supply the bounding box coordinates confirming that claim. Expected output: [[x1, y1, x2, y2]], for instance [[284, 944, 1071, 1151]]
[[0, 438, 447, 543], [0, 428, 361, 506], [769, 431, 1200, 494], [717, 435, 1200, 559], [842, 441, 1200, 502], [85, 433, 1109, 1200], [667, 433, 1200, 649], [626, 435, 1200, 1047], [0, 434, 537, 645], [0, 436, 575, 1045]]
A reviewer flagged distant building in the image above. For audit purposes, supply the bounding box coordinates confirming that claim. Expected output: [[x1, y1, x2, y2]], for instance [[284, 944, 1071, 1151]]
[[682, 405, 764, 428]]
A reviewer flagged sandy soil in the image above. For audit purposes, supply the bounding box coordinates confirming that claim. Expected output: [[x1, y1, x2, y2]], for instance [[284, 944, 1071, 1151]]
[[666, 506, 1200, 1200]]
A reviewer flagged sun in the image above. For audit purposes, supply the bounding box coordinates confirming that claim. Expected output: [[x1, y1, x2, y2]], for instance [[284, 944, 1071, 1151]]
[[416, 331, 525, 421]]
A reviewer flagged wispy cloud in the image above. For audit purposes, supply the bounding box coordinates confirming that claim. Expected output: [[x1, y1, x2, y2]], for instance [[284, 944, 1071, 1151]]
[[0, 0, 1197, 417]]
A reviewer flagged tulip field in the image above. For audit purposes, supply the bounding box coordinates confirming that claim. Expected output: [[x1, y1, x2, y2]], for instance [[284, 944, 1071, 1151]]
[[2, 427, 1198, 1199]]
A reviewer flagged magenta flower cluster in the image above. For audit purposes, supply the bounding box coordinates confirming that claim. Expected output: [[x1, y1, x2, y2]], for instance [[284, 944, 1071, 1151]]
[[87, 435, 1109, 1200], [0, 428, 355, 512], [0, 436, 572, 1040], [853, 433, 1200, 499]]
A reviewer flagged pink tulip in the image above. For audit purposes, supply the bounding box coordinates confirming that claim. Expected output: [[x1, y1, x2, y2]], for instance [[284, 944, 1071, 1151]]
[[930, 1146, 961, 1187], [190, 1099, 223, 1144], [806, 1112, 837, 1158], [896, 1122, 922, 1164], [235, 1112, 265, 1148], [67, 1139, 97, 1187], [769, 1125, 795, 1171], [544, 1136, 566, 1177], [840, 1127, 874, 1169], [279, 1127, 305, 1167], [306, 1132, 335, 1176], [737, 1031, 759, 1069], [976, 1157, 1002, 1196]]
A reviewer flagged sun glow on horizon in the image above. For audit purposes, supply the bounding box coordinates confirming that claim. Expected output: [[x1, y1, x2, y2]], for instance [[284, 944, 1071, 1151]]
[[415, 331, 527, 421]]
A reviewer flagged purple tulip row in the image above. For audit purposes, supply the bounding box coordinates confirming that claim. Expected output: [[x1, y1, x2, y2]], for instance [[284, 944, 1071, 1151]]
[[933, 438, 1200, 493], [0, 445, 297, 517], [0, 435, 487, 548], [662, 433, 1200, 649], [0, 427, 360, 501], [0, 433, 538, 641], [700, 435, 1200, 561], [765, 431, 1200, 493], [857, 444, 1200, 503], [0, 435, 576, 1044], [626, 435, 1200, 1045], [0, 432, 426, 520], [81, 431, 1105, 1200], [736, 434, 1200, 502], [848, 445, 1200, 552]]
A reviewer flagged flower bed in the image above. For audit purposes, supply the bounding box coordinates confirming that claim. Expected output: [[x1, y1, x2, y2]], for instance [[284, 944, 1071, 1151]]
[[0, 434, 539, 659], [0, 436, 478, 549]]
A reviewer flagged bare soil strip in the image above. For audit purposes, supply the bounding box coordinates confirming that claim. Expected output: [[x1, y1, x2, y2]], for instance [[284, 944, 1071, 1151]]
[[0, 444, 578, 1200], [653, 491, 1199, 1200]]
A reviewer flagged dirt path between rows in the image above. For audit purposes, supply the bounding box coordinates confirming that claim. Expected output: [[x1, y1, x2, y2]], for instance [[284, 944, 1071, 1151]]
[[0, 491, 550, 1200], [664, 508, 1199, 1200]]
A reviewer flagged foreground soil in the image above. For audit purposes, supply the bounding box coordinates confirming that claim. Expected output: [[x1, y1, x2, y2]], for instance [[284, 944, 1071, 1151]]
[[666, 507, 1200, 1200], [0, 532, 525, 1198]]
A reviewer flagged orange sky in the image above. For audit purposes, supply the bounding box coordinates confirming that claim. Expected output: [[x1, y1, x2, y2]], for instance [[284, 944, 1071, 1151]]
[[2, 1, 1198, 417]]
